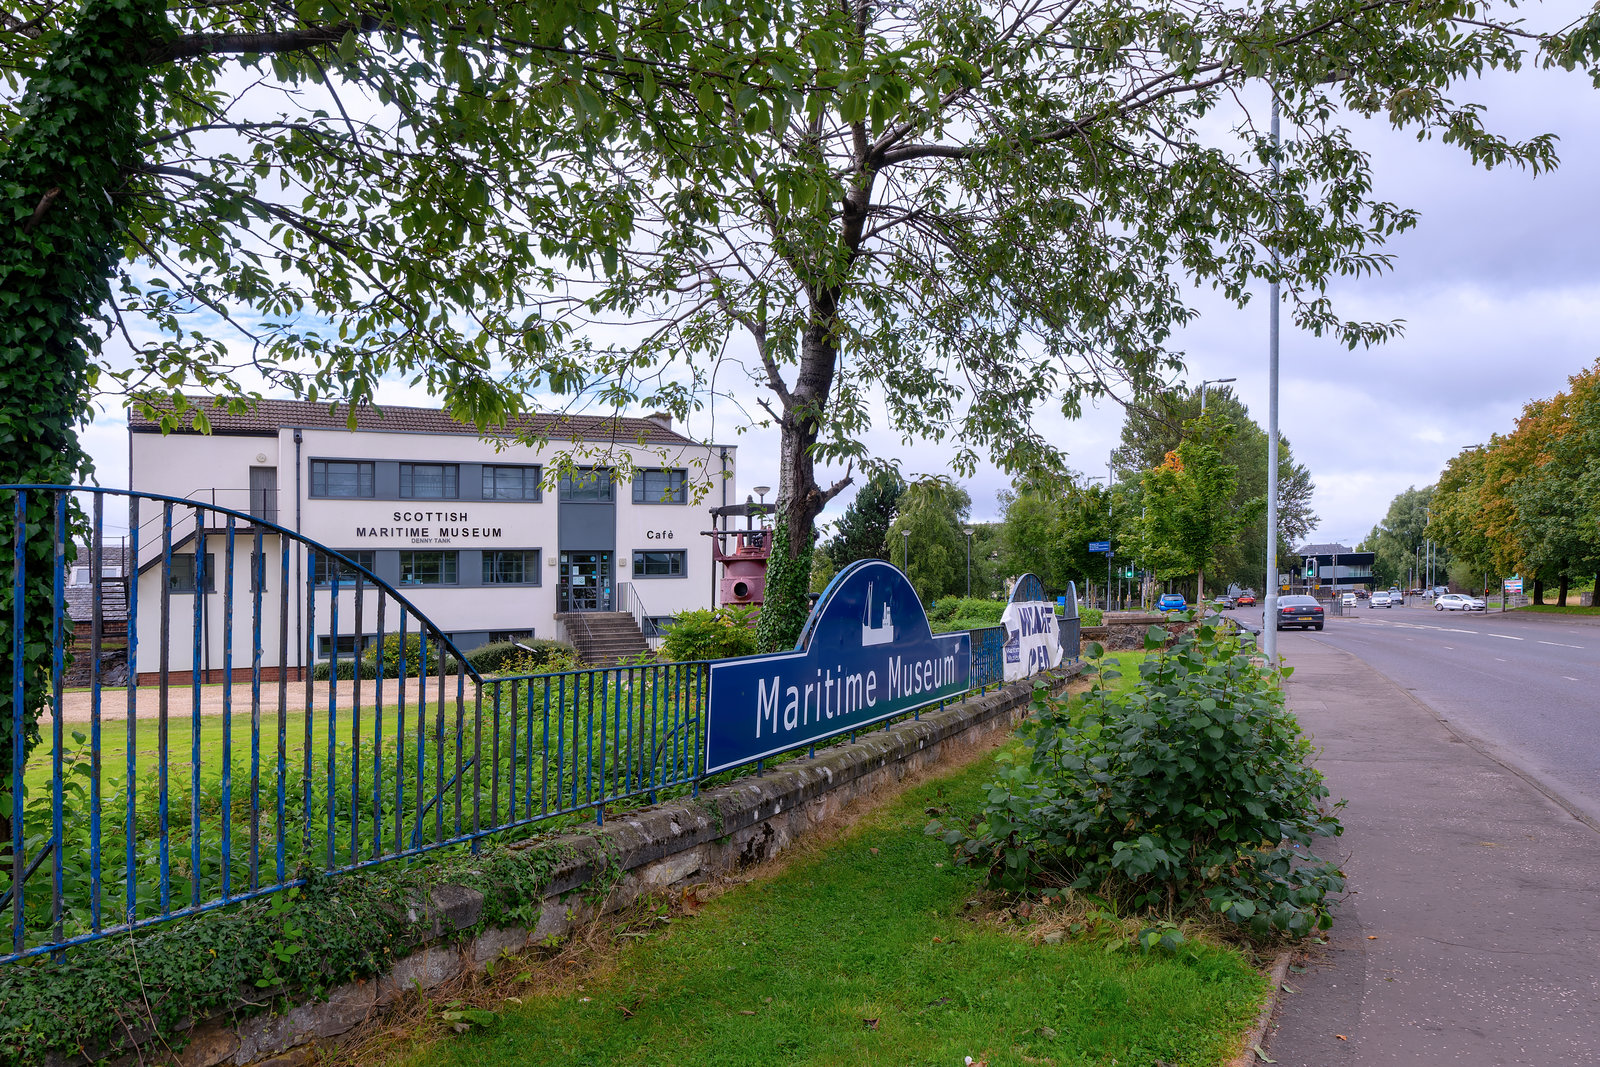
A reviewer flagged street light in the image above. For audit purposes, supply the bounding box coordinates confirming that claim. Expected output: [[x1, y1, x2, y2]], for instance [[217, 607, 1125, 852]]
[[964, 527, 975, 597], [1264, 97, 1283, 664], [1198, 377, 1237, 414]]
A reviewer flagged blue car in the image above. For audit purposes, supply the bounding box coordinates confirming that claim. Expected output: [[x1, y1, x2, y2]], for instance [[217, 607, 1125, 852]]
[[1157, 593, 1188, 613]]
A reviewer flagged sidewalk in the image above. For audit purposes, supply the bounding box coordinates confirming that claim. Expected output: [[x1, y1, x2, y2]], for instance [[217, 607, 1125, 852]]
[[50, 675, 478, 722], [1259, 639, 1600, 1064]]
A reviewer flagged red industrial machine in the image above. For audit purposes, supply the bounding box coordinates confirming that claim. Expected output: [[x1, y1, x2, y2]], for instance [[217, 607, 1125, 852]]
[[706, 499, 774, 606]]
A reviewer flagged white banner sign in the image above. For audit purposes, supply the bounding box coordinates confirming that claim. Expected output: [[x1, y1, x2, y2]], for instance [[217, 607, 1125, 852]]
[[1001, 598, 1063, 682]]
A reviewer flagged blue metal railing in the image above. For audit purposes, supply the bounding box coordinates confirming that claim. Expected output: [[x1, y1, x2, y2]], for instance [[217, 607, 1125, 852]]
[[0, 485, 1013, 964]]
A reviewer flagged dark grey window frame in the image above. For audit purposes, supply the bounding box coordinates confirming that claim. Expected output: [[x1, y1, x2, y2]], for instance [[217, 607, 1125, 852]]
[[312, 550, 377, 588], [632, 550, 687, 579], [399, 550, 459, 586], [632, 467, 688, 505], [559, 467, 614, 502], [399, 462, 460, 500], [167, 552, 216, 593], [488, 629, 535, 644], [482, 465, 542, 501], [310, 459, 375, 498], [482, 549, 541, 585]]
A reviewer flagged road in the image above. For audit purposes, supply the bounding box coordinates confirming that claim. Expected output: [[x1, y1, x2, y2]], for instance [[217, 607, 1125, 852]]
[[1255, 599, 1600, 826]]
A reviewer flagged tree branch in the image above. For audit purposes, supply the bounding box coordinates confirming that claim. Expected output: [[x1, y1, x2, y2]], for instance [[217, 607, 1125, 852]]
[[145, 21, 371, 64]]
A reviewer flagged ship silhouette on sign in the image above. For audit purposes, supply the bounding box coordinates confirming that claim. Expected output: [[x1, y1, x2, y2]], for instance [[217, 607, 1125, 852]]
[[860, 581, 895, 646]]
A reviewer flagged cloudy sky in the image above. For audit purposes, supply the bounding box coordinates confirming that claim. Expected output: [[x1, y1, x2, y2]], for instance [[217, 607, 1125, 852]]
[[80, 7, 1600, 553]]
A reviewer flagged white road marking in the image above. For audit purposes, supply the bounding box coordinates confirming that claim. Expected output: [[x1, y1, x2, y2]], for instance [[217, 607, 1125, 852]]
[[1539, 640, 1585, 649], [1565, 676, 1581, 682], [1487, 633, 1523, 641]]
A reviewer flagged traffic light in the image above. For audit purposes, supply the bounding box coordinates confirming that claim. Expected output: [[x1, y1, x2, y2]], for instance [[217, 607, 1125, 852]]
[[1124, 566, 1135, 578], [1304, 559, 1315, 578]]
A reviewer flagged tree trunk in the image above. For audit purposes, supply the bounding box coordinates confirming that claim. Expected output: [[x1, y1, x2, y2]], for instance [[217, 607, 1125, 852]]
[[1557, 571, 1570, 607], [1533, 577, 1545, 605], [752, 300, 846, 651]]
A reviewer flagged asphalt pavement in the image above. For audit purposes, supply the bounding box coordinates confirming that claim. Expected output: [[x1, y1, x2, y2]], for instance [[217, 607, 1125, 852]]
[[1256, 633, 1600, 1065]]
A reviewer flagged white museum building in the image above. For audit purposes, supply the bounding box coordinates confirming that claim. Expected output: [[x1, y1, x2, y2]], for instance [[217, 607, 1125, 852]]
[[128, 397, 737, 678]]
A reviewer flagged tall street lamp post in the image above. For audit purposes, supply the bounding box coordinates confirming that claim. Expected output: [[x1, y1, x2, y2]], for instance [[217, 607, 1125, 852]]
[[964, 527, 974, 597], [1264, 97, 1282, 664]]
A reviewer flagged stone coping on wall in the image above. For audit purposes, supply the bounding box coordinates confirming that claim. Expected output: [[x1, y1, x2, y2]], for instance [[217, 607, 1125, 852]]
[[139, 665, 1083, 1067]]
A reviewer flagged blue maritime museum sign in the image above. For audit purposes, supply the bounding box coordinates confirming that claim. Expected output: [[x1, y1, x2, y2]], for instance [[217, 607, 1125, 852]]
[[704, 560, 972, 774]]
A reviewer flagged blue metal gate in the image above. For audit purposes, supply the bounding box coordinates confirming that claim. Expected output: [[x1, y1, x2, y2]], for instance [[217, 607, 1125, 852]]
[[0, 485, 712, 964], [1, 486, 1014, 964]]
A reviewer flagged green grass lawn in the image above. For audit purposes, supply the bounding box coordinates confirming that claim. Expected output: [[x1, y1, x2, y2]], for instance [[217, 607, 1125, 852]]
[[406, 735, 1265, 1067], [1515, 603, 1600, 616], [28, 703, 421, 797]]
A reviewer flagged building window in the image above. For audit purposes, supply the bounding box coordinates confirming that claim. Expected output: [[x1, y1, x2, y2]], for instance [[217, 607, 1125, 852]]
[[310, 460, 374, 498], [483, 465, 541, 501], [643, 615, 675, 637], [399, 463, 459, 499], [312, 551, 376, 587], [168, 553, 216, 593], [483, 550, 540, 585], [633, 551, 686, 578], [317, 634, 376, 660], [632, 468, 687, 504], [399, 551, 457, 585], [559, 468, 613, 502], [489, 629, 534, 644]]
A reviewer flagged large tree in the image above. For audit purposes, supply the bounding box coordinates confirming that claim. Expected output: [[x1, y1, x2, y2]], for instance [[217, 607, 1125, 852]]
[[1135, 429, 1263, 600], [0, 0, 791, 781], [822, 468, 904, 570], [887, 476, 971, 601], [537, 0, 1575, 647], [1118, 386, 1315, 591]]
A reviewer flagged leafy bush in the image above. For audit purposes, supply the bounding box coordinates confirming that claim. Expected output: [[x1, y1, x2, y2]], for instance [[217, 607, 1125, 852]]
[[1077, 606, 1104, 626], [502, 639, 581, 676], [310, 658, 378, 681], [927, 597, 1004, 624], [360, 632, 461, 678], [932, 619, 1344, 940], [660, 605, 760, 661]]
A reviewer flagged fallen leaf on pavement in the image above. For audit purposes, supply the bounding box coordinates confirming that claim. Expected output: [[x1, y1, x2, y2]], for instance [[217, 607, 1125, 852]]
[[1336, 1034, 1348, 1040], [1251, 1045, 1276, 1063]]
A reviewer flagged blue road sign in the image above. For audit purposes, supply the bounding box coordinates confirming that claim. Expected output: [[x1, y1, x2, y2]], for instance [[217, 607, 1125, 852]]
[[705, 560, 971, 774], [1088, 541, 1111, 553]]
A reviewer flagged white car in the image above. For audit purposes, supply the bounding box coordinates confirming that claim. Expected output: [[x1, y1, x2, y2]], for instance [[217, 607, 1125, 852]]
[[1435, 593, 1485, 612], [1369, 592, 1393, 608]]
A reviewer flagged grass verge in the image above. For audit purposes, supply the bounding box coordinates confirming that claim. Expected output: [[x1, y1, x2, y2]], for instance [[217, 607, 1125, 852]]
[[1513, 603, 1600, 616], [395, 723, 1265, 1067]]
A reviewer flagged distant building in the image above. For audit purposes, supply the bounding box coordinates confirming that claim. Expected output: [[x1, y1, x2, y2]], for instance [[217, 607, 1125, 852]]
[[1294, 543, 1375, 594], [128, 397, 738, 679]]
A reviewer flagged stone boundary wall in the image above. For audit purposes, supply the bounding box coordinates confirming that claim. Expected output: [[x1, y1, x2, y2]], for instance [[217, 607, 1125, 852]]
[[1080, 612, 1189, 652], [161, 666, 1083, 1067]]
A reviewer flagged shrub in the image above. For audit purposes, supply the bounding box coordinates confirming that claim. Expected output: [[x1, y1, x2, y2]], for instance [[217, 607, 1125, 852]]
[[1077, 606, 1104, 626], [500, 639, 581, 676], [932, 619, 1344, 940], [660, 605, 760, 661], [360, 632, 460, 678], [929, 597, 1004, 624], [462, 639, 572, 674], [310, 658, 378, 681]]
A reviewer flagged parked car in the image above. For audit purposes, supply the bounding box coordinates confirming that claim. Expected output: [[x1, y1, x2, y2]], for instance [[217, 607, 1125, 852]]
[[1370, 591, 1392, 608], [1435, 593, 1486, 612], [1430, 585, 1450, 597], [1157, 593, 1188, 613], [1210, 594, 1235, 610], [1235, 592, 1257, 606], [1276, 594, 1324, 630]]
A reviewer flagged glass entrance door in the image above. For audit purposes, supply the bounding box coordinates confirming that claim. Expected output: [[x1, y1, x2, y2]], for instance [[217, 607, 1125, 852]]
[[558, 551, 613, 611]]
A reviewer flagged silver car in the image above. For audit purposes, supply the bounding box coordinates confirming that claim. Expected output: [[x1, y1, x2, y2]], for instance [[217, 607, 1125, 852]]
[[1435, 593, 1485, 612], [1369, 591, 1393, 608]]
